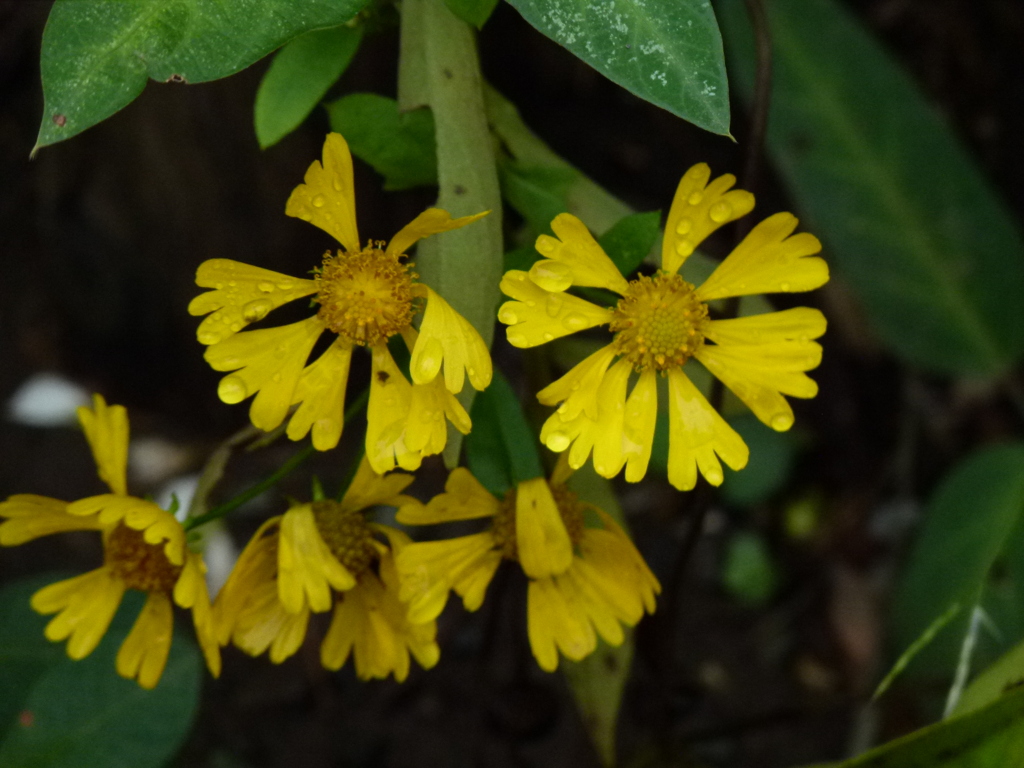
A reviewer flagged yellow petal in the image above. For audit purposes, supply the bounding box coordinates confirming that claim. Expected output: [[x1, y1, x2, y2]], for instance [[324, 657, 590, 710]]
[[623, 369, 658, 483], [287, 338, 353, 451], [176, 553, 222, 678], [589, 509, 661, 613], [666, 368, 749, 491], [533, 213, 630, 294], [213, 517, 281, 645], [662, 164, 756, 274], [365, 345, 419, 474], [116, 591, 173, 690], [232, 582, 310, 663], [386, 207, 489, 257], [410, 287, 492, 393], [406, 372, 472, 457], [696, 341, 822, 431], [498, 271, 612, 348], [278, 504, 355, 613], [284, 132, 360, 252], [204, 316, 324, 433], [395, 533, 499, 623], [704, 307, 827, 347], [696, 212, 829, 301], [340, 455, 415, 514], [516, 478, 573, 579], [188, 259, 316, 346], [591, 359, 631, 479], [33, 568, 126, 660], [527, 576, 596, 671], [321, 592, 360, 672], [537, 344, 617, 422], [0, 495, 101, 545], [397, 466, 500, 525], [77, 394, 129, 496]]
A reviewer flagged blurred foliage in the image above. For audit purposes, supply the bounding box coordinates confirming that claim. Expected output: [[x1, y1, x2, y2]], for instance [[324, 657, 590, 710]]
[[722, 530, 779, 606]]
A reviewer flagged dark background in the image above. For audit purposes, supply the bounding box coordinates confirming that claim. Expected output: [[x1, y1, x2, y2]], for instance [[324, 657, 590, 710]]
[[1, 1, 1022, 766]]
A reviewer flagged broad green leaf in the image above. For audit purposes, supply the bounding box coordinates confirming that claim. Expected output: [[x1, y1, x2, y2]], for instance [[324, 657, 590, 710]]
[[504, 245, 539, 274], [720, 414, 798, 507], [504, 0, 730, 135], [398, 0, 504, 466], [597, 211, 662, 278], [36, 0, 372, 151], [719, 0, 1024, 376], [563, 464, 634, 766], [255, 24, 363, 149], [0, 576, 202, 768], [466, 369, 544, 495], [894, 443, 1024, 676], [956, 639, 1024, 717], [499, 160, 579, 235], [443, 0, 499, 29], [807, 684, 1024, 767], [327, 94, 438, 190], [722, 531, 778, 606]]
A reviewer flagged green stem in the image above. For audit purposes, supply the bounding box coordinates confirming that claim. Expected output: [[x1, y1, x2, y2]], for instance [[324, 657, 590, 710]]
[[183, 389, 369, 531]]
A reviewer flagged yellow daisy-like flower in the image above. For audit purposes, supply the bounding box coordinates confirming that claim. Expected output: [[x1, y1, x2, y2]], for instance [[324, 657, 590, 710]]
[[395, 460, 660, 672], [189, 132, 493, 473], [0, 394, 221, 690], [498, 164, 830, 491], [214, 456, 439, 681]]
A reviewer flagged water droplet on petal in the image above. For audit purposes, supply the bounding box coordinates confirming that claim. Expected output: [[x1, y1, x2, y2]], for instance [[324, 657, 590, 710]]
[[197, 328, 222, 345], [529, 260, 573, 292], [420, 409, 437, 424], [546, 431, 571, 452], [415, 336, 444, 381], [299, 212, 313, 222], [536, 239, 555, 255], [543, 332, 554, 341], [272, 373, 282, 382], [676, 217, 693, 235], [780, 282, 791, 291], [242, 298, 273, 323], [507, 332, 527, 347], [230, 322, 241, 332], [215, 283, 224, 290], [688, 192, 703, 206], [771, 413, 794, 431], [332, 178, 343, 192], [218, 375, 248, 404], [312, 194, 326, 208], [562, 312, 589, 331], [257, 282, 275, 293], [498, 305, 519, 324], [676, 240, 695, 258], [709, 201, 733, 223], [704, 466, 724, 485], [545, 293, 563, 318]]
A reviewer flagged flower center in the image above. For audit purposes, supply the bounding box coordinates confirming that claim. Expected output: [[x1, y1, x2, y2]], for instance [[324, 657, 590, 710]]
[[106, 524, 182, 593], [311, 500, 377, 577], [609, 272, 708, 372], [491, 485, 586, 562], [314, 246, 416, 346]]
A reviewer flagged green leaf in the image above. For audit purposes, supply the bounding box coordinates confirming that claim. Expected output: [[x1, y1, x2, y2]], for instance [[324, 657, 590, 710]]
[[719, 0, 1024, 376], [255, 24, 363, 149], [893, 443, 1024, 676], [806, 683, 1024, 767], [36, 0, 372, 151], [443, 0, 499, 29], [722, 531, 778, 606], [466, 368, 545, 495], [720, 413, 798, 507], [499, 159, 580, 234], [326, 94, 438, 190], [0, 576, 202, 768], [504, 0, 730, 135], [956, 639, 1024, 717], [597, 211, 662, 278], [503, 245, 539, 274]]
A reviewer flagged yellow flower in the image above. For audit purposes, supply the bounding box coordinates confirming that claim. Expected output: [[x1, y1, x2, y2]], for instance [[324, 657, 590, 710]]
[[189, 132, 492, 473], [0, 395, 221, 690], [395, 461, 660, 672], [498, 164, 829, 490], [215, 456, 439, 681]]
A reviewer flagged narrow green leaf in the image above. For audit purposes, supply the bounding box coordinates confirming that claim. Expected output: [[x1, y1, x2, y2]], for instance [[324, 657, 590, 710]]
[[719, 0, 1024, 376], [874, 603, 962, 701], [326, 94, 438, 190], [722, 531, 778, 606], [956, 639, 1024, 717], [504, 0, 730, 135], [597, 211, 662, 278], [893, 443, 1024, 676], [466, 368, 544, 494], [720, 413, 798, 507], [443, 0, 499, 29], [255, 24, 363, 149], [499, 159, 579, 234], [36, 0, 372, 151], [0, 577, 202, 768]]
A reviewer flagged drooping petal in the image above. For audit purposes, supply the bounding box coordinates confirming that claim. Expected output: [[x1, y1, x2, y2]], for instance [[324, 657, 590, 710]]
[[662, 164, 755, 274], [284, 132, 360, 252], [666, 369, 749, 491], [498, 271, 612, 348], [287, 338, 354, 451], [233, 585, 310, 664], [278, 504, 355, 614], [386, 207, 489, 257], [516, 478, 573, 580], [0, 495, 101, 545], [214, 517, 281, 645], [32, 568, 126, 661], [696, 212, 828, 301], [365, 345, 419, 474], [410, 287, 492, 393], [532, 213, 630, 294], [396, 532, 501, 623], [527, 576, 597, 672], [77, 394, 129, 496], [537, 344, 618, 422], [188, 259, 317, 346], [405, 372, 472, 456], [340, 455, 416, 514], [396, 466, 500, 525], [175, 553, 222, 678], [581, 511, 661, 615], [116, 591, 173, 690], [623, 369, 658, 483], [204, 316, 324, 433]]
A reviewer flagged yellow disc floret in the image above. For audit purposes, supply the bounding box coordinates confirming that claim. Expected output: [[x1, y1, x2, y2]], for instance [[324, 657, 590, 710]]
[[311, 500, 377, 577], [106, 524, 182, 593], [492, 484, 586, 561], [609, 272, 709, 372], [314, 245, 416, 346]]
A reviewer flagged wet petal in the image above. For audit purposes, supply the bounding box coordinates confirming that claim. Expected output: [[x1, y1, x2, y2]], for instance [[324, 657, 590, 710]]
[[77, 394, 129, 496], [33, 568, 126, 661], [0, 495, 100, 545], [386, 207, 489, 257], [498, 271, 612, 348], [340, 455, 415, 514], [527, 576, 596, 672], [116, 591, 173, 690], [410, 287, 492, 393], [284, 132, 360, 252], [365, 345, 419, 474], [533, 213, 630, 294], [397, 467, 500, 525], [516, 478, 573, 579], [404, 372, 471, 456], [214, 516, 281, 645], [537, 344, 617, 422], [278, 504, 355, 613], [623, 369, 658, 483], [395, 532, 499, 623], [287, 339, 354, 451]]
